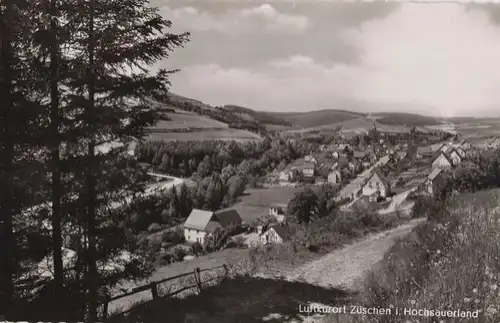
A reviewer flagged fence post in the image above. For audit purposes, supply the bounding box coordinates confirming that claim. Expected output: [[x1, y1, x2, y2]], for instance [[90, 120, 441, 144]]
[[150, 283, 158, 299], [194, 267, 202, 292], [102, 298, 109, 321], [223, 264, 229, 278]]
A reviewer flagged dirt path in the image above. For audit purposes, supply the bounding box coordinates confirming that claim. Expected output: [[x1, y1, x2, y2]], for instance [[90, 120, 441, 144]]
[[285, 218, 425, 292]]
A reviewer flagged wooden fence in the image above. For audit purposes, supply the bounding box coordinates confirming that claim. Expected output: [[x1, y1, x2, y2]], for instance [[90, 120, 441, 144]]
[[102, 264, 229, 320]]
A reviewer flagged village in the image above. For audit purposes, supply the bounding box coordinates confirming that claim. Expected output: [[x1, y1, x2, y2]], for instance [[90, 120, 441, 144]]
[[174, 126, 476, 257]]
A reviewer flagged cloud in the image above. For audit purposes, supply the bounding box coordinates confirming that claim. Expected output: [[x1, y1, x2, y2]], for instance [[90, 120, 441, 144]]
[[168, 3, 500, 117], [159, 4, 311, 34]]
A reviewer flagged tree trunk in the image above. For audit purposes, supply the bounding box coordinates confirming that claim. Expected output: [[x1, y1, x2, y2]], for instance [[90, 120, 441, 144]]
[[49, 0, 64, 318], [85, 1, 98, 321], [0, 0, 16, 317]]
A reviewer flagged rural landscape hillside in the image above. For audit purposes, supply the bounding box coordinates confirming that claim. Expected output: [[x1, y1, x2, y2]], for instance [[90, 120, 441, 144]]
[[152, 93, 452, 141]]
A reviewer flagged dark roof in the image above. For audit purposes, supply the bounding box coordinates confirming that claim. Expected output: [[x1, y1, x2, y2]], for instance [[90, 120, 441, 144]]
[[205, 221, 224, 233], [268, 224, 291, 240], [428, 167, 443, 180], [214, 209, 242, 228]]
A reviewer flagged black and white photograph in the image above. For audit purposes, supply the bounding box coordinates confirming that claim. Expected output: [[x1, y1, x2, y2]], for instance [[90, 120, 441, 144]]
[[1, 0, 500, 322]]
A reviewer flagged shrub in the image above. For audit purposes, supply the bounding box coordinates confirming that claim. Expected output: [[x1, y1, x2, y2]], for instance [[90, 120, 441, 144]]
[[147, 223, 163, 233], [161, 227, 184, 244]]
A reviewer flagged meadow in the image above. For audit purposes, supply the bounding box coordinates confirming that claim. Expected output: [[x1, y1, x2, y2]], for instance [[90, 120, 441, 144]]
[[145, 129, 262, 142], [232, 186, 313, 223]]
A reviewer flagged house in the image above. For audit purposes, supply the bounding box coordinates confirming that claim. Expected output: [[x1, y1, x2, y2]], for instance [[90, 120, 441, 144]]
[[304, 155, 319, 165], [299, 163, 315, 179], [269, 203, 288, 223], [460, 140, 471, 150], [328, 169, 342, 184], [439, 143, 451, 154], [362, 170, 391, 198], [455, 146, 466, 159], [362, 161, 371, 168], [183, 208, 242, 244], [331, 151, 340, 159], [431, 152, 453, 169], [487, 138, 500, 150], [367, 191, 380, 203], [337, 183, 363, 201], [348, 161, 360, 173], [260, 223, 291, 245], [426, 167, 444, 195], [279, 169, 297, 182], [396, 151, 408, 161], [447, 149, 462, 166]]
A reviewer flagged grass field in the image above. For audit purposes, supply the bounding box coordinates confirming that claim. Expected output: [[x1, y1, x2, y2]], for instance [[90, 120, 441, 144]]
[[145, 129, 262, 142], [154, 111, 228, 130], [232, 186, 306, 223]]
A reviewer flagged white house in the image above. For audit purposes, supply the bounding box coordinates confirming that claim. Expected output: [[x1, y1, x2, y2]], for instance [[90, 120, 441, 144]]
[[337, 182, 363, 201], [331, 151, 340, 159], [279, 169, 296, 182], [455, 147, 466, 159], [439, 143, 450, 154], [431, 152, 453, 170], [299, 163, 315, 180], [183, 208, 242, 244], [426, 167, 443, 195], [304, 155, 319, 165], [448, 149, 462, 166], [328, 170, 342, 184], [269, 203, 288, 223], [362, 170, 391, 198], [260, 224, 290, 245]]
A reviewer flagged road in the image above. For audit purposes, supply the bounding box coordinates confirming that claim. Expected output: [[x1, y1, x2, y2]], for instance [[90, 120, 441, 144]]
[[285, 218, 425, 291]]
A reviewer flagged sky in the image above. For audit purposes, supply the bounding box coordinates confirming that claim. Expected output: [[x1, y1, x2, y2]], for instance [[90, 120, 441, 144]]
[[150, 0, 500, 118]]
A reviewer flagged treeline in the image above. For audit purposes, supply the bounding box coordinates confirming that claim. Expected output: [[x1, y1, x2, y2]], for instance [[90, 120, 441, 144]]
[[0, 1, 188, 322], [128, 173, 246, 233], [136, 138, 318, 179]]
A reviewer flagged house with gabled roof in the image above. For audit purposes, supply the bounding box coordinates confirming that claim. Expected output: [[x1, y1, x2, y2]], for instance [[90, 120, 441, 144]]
[[362, 170, 391, 198], [431, 152, 453, 170], [426, 167, 444, 195], [304, 154, 319, 165], [183, 208, 242, 244], [328, 169, 342, 184], [455, 146, 466, 159], [438, 143, 451, 154], [260, 223, 291, 245], [447, 149, 462, 166]]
